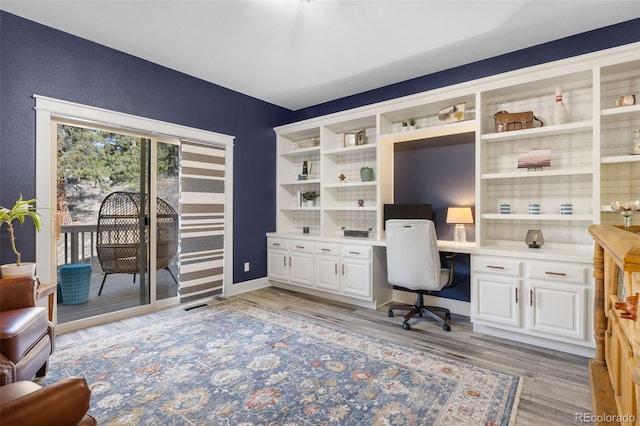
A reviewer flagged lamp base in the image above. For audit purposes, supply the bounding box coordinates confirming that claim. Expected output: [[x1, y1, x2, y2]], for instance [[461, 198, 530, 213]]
[[453, 224, 466, 244]]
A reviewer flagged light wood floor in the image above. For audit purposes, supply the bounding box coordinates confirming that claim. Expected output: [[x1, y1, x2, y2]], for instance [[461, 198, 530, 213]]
[[56, 286, 593, 425]]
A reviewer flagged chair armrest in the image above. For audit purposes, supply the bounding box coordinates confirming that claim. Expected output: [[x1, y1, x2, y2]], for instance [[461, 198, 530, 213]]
[[0, 277, 38, 310], [444, 253, 458, 285], [0, 376, 92, 426]]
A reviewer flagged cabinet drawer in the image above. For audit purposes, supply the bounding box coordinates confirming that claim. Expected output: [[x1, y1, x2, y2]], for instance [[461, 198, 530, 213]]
[[315, 242, 340, 256], [527, 261, 587, 284], [290, 241, 314, 253], [473, 256, 522, 277], [341, 245, 371, 260], [268, 238, 289, 250]]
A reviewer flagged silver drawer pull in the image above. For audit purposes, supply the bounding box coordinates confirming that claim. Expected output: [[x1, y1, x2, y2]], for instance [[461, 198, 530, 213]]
[[272, 243, 280, 246], [295, 245, 305, 249], [487, 265, 505, 270], [321, 248, 331, 252], [349, 251, 360, 255], [545, 271, 567, 276]]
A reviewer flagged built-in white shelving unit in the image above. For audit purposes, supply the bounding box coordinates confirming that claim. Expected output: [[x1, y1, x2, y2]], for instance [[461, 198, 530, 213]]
[[270, 42, 640, 355]]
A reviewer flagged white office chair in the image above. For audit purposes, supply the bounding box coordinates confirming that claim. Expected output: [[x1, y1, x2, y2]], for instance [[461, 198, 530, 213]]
[[385, 219, 456, 331]]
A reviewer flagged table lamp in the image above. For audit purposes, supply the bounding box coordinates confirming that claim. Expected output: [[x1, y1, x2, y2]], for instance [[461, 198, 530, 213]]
[[446, 207, 474, 243]]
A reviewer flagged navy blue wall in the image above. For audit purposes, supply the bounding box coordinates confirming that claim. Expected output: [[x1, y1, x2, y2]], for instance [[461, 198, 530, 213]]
[[293, 18, 640, 121], [2, 12, 639, 290], [394, 134, 475, 302], [0, 11, 292, 283]]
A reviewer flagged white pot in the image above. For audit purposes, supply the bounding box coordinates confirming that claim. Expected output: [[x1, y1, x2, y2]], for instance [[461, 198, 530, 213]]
[[1, 262, 36, 278]]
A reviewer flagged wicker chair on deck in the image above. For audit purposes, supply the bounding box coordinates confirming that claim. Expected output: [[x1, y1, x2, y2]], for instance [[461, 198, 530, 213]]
[[96, 191, 178, 295]]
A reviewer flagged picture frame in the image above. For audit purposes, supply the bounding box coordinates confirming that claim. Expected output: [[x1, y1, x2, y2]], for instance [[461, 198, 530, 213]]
[[344, 129, 367, 147], [438, 102, 466, 123], [344, 133, 356, 147], [518, 147, 551, 171]]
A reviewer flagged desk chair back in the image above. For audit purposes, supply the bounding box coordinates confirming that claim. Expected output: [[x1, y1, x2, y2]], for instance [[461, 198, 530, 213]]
[[386, 219, 449, 291]]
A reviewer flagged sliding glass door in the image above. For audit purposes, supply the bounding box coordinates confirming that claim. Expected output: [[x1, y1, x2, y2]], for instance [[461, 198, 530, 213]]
[[56, 122, 179, 324]]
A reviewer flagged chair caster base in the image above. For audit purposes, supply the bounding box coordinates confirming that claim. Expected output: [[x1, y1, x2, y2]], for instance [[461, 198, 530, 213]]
[[402, 321, 411, 330], [388, 310, 394, 317], [442, 323, 451, 332]]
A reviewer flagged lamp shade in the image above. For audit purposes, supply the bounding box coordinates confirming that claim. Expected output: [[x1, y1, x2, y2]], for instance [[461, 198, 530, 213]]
[[446, 207, 474, 224]]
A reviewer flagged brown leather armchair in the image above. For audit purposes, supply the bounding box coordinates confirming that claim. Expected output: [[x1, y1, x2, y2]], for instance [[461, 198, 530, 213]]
[[0, 376, 96, 425], [0, 276, 55, 385]]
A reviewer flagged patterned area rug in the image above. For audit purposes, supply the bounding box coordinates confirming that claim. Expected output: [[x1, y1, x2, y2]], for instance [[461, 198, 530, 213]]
[[44, 299, 521, 425]]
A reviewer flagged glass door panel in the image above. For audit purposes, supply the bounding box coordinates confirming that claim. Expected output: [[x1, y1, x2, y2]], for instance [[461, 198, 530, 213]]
[[156, 141, 179, 300], [56, 123, 152, 323]]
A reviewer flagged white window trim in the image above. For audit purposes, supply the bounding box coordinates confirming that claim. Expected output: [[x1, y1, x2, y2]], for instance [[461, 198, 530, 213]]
[[34, 95, 234, 325]]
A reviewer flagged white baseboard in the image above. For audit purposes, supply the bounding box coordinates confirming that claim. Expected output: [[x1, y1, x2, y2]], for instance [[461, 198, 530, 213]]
[[473, 323, 595, 358], [223, 277, 271, 297]]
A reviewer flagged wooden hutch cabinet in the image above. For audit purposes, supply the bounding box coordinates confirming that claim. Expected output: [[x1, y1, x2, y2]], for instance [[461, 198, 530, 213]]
[[589, 225, 640, 425]]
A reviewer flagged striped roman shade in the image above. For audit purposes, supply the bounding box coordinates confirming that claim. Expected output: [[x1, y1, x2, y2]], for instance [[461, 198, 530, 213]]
[[179, 141, 226, 303]]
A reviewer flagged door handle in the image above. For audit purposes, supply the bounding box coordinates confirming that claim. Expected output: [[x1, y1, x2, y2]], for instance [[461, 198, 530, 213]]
[[530, 289, 534, 307], [515, 288, 519, 304]]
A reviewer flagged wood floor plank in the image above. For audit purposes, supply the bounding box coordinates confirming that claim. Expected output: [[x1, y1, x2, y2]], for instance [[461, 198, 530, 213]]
[[56, 286, 593, 425]]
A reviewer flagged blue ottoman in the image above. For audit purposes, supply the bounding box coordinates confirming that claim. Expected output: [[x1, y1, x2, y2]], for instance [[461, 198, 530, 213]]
[[59, 264, 91, 304]]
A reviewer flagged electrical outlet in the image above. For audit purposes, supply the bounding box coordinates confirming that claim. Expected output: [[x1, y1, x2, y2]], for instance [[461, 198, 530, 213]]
[[244, 262, 250, 272]]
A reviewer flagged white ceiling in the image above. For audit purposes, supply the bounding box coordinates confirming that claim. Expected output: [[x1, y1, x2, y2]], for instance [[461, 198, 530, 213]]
[[2, 0, 639, 110]]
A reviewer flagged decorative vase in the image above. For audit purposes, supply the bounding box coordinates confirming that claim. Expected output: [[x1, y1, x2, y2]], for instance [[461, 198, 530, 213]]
[[360, 167, 374, 182], [0, 262, 36, 278], [551, 86, 568, 125]]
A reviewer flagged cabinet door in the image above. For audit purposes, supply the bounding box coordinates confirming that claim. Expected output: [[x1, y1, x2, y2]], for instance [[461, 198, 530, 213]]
[[315, 255, 340, 293], [290, 252, 314, 288], [341, 259, 371, 299], [527, 280, 586, 341], [267, 249, 288, 282], [474, 275, 521, 328]]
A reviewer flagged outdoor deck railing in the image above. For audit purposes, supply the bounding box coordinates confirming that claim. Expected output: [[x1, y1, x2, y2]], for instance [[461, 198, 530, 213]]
[[60, 223, 98, 266]]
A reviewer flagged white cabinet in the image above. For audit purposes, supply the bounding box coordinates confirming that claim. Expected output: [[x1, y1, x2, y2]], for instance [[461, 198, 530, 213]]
[[270, 43, 639, 355], [472, 255, 592, 349], [268, 236, 375, 303], [267, 237, 313, 287], [526, 261, 588, 341], [290, 243, 314, 288], [267, 238, 289, 282], [340, 245, 372, 299], [314, 242, 341, 293]]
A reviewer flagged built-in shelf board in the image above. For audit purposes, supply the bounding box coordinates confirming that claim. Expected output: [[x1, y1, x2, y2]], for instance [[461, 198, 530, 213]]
[[323, 207, 377, 212], [281, 207, 321, 212], [324, 181, 376, 188], [323, 143, 377, 156], [601, 104, 640, 117], [280, 179, 321, 186], [482, 214, 593, 221], [481, 167, 592, 180], [481, 120, 593, 142], [380, 120, 476, 144], [601, 155, 640, 164], [279, 146, 320, 159]]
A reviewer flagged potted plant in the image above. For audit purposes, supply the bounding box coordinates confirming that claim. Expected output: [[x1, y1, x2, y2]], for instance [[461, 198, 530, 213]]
[[302, 191, 319, 207], [409, 117, 417, 130], [0, 195, 42, 278], [401, 121, 408, 131]]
